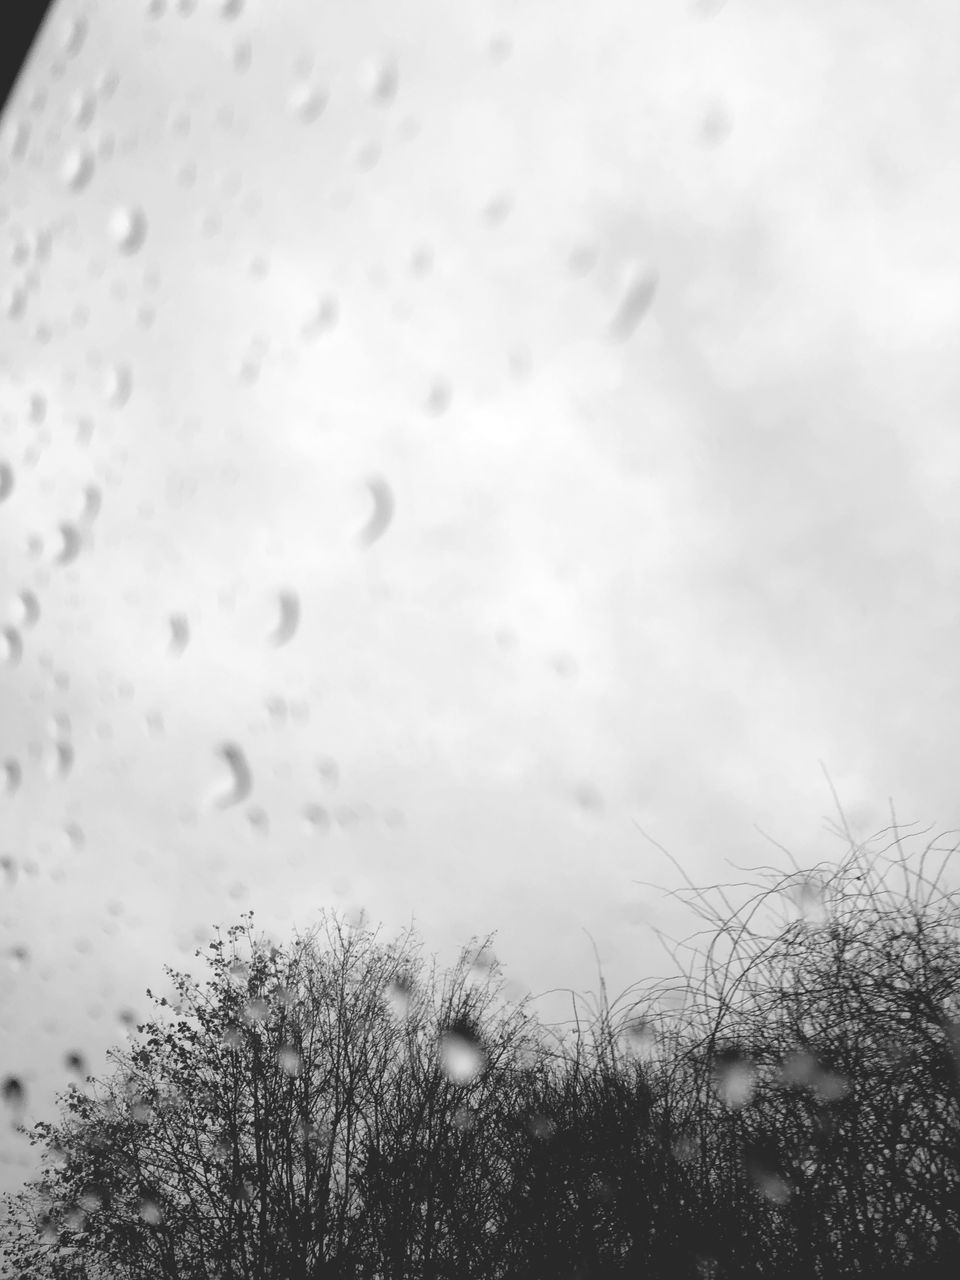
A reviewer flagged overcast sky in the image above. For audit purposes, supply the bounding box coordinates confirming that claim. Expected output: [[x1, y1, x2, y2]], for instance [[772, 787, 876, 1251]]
[[2, 0, 960, 1187]]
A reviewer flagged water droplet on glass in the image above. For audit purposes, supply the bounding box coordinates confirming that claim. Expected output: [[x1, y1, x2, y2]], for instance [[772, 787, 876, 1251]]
[[574, 783, 603, 813], [168, 613, 190, 654], [795, 876, 829, 926], [269, 590, 300, 646], [61, 147, 95, 190], [61, 16, 88, 57], [288, 83, 327, 123], [2, 760, 22, 795], [108, 205, 148, 254], [278, 1046, 302, 1076], [621, 1016, 657, 1060], [209, 743, 253, 808], [609, 269, 658, 341], [713, 1050, 756, 1109], [63, 821, 85, 850], [302, 803, 330, 833], [5, 117, 30, 160], [47, 741, 75, 779], [243, 997, 268, 1023], [104, 363, 132, 407], [384, 975, 414, 1019], [1, 1076, 25, 1110], [302, 295, 338, 338], [0, 462, 13, 502], [424, 380, 451, 415], [139, 1198, 163, 1225], [246, 805, 269, 835], [8, 945, 29, 973], [65, 1051, 86, 1077], [0, 627, 23, 668], [528, 1114, 557, 1140], [54, 523, 83, 565], [362, 57, 398, 104], [568, 243, 597, 276], [357, 475, 394, 547], [4, 286, 27, 319], [441, 1027, 486, 1085], [68, 87, 96, 129], [453, 1104, 476, 1131], [219, 0, 244, 17], [316, 756, 339, 787]]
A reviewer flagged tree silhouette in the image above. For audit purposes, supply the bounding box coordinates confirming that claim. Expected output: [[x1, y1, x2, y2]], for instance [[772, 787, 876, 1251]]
[[3, 826, 960, 1279]]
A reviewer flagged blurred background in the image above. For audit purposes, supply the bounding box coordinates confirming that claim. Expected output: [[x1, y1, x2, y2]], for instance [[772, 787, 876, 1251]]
[[2, 0, 960, 1187]]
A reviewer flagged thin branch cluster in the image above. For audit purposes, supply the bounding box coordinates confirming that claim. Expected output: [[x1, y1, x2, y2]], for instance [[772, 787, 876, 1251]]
[[3, 823, 960, 1279]]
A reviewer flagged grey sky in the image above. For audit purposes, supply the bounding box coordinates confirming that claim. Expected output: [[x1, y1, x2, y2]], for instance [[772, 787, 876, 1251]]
[[2, 0, 960, 1189]]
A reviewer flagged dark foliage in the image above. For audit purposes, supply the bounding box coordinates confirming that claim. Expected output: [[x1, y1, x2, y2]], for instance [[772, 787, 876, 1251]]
[[3, 822, 959, 1279]]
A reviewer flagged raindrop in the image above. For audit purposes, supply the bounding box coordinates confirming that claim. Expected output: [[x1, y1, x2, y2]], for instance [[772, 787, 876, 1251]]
[[568, 243, 597, 276], [242, 997, 269, 1023], [795, 876, 829, 926], [0, 462, 13, 502], [64, 822, 85, 850], [15, 591, 40, 629], [54, 523, 83, 565], [2, 760, 22, 795], [288, 83, 327, 123], [219, 0, 244, 16], [210, 742, 253, 808], [47, 742, 74, 779], [4, 287, 27, 319], [108, 205, 148, 254], [65, 1051, 86, 1077], [302, 803, 330, 833], [302, 295, 338, 338], [621, 1016, 657, 1060], [0, 627, 23, 667], [334, 804, 359, 829], [104, 363, 132, 407], [609, 269, 658, 341], [357, 475, 394, 547], [61, 147, 95, 190], [70, 88, 96, 128], [712, 1049, 756, 1109], [61, 16, 88, 57], [5, 118, 30, 160], [1, 1077, 25, 1109], [440, 1022, 486, 1084], [424, 379, 451, 415], [362, 57, 398, 105], [222, 1023, 244, 1049], [452, 1103, 476, 1131], [269, 590, 300, 646], [482, 193, 512, 226], [278, 1046, 302, 1076], [168, 614, 190, 654], [139, 1198, 163, 1225], [574, 783, 603, 813], [80, 487, 102, 524], [528, 1114, 557, 1140], [8, 945, 29, 973], [384, 975, 414, 1019], [246, 806, 269, 835], [265, 694, 287, 722], [316, 756, 339, 786], [780, 1048, 818, 1089]]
